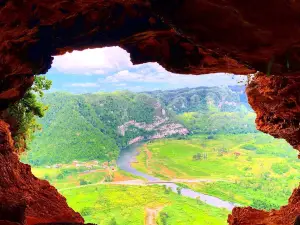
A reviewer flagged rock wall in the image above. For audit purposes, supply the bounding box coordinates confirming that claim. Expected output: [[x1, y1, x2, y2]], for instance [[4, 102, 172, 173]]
[[0, 121, 84, 225], [0, 0, 299, 224], [228, 187, 300, 225], [247, 73, 300, 156]]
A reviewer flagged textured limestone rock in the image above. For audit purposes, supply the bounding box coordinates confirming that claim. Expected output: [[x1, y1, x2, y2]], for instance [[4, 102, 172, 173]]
[[247, 73, 300, 154], [228, 187, 300, 225], [0, 0, 299, 224], [0, 121, 83, 225]]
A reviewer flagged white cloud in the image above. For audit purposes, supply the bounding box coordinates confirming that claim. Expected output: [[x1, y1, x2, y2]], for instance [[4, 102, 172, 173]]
[[101, 63, 246, 87], [70, 83, 100, 87], [52, 47, 132, 75], [51, 47, 248, 92]]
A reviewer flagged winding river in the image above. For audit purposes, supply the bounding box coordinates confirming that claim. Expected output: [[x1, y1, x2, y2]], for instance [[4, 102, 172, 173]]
[[117, 142, 238, 211]]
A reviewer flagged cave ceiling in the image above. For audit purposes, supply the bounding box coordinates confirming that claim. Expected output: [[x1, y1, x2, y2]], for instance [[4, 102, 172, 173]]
[[0, 1, 299, 224]]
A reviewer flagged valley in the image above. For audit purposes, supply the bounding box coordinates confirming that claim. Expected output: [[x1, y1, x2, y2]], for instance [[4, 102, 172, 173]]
[[22, 86, 300, 225]]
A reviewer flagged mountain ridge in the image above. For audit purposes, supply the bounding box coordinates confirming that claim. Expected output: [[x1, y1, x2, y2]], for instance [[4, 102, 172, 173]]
[[23, 85, 255, 166]]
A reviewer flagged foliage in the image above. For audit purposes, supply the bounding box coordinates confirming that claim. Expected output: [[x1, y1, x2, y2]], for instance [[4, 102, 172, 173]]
[[242, 144, 257, 151], [176, 186, 182, 195], [159, 212, 169, 225], [108, 217, 118, 225], [80, 179, 89, 186], [22, 91, 168, 165], [271, 163, 290, 175], [8, 76, 52, 153], [81, 207, 93, 216]]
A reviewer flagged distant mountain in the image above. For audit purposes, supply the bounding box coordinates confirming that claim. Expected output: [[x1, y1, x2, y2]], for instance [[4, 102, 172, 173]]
[[23, 86, 256, 166], [145, 85, 251, 113], [24, 91, 187, 166]]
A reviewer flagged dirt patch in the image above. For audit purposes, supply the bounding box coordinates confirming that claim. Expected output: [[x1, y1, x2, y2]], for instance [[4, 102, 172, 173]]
[[113, 172, 134, 182], [144, 146, 152, 160], [143, 145, 153, 168], [145, 206, 164, 225], [160, 166, 177, 178]]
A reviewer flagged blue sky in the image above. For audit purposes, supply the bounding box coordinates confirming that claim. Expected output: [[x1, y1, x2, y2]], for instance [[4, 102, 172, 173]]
[[47, 47, 247, 93]]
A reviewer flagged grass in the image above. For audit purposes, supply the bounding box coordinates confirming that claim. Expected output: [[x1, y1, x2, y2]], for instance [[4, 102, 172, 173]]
[[183, 176, 299, 210], [61, 184, 229, 225], [30, 132, 299, 224], [133, 133, 299, 210], [133, 133, 299, 180]]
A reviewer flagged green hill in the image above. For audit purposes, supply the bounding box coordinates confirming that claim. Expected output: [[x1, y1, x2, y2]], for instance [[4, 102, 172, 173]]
[[23, 86, 256, 166]]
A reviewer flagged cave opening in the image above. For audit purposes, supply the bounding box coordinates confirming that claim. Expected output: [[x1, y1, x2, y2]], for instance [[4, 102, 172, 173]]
[[0, 1, 300, 224], [16, 47, 299, 225]]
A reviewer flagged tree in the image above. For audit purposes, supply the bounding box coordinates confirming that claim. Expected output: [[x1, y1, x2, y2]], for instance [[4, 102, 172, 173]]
[[79, 179, 88, 186], [80, 207, 93, 216], [176, 186, 182, 195], [159, 212, 169, 225], [163, 185, 171, 194], [44, 174, 51, 181], [108, 217, 117, 225], [7, 75, 52, 153]]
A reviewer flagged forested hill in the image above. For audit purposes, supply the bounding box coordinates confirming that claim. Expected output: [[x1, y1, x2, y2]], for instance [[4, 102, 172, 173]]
[[23, 86, 256, 166], [145, 85, 250, 113]]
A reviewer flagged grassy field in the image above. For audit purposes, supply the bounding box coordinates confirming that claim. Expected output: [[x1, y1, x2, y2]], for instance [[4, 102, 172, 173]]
[[133, 133, 300, 209], [61, 184, 229, 225], [31, 166, 134, 189], [32, 167, 230, 224], [30, 132, 300, 224]]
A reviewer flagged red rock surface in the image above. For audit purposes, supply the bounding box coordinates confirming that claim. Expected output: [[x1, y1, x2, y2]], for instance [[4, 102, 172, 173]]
[[0, 120, 84, 225], [228, 187, 300, 225], [0, 0, 299, 224], [247, 73, 300, 156]]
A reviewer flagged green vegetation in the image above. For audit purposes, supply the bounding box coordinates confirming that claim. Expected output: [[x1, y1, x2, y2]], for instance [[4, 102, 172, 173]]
[[7, 76, 52, 153], [177, 111, 257, 134], [22, 91, 167, 166], [23, 84, 300, 224], [23, 86, 253, 166], [133, 133, 299, 210], [146, 86, 249, 114], [61, 185, 228, 225]]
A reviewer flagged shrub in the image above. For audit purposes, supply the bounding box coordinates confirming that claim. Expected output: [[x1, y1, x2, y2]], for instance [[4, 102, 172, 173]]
[[56, 173, 64, 180], [108, 217, 117, 225], [176, 186, 182, 195], [104, 175, 113, 182], [80, 207, 93, 216], [43, 174, 51, 181], [159, 212, 169, 225], [163, 185, 172, 194], [251, 199, 280, 211], [79, 179, 88, 186], [271, 163, 289, 175], [242, 144, 257, 151]]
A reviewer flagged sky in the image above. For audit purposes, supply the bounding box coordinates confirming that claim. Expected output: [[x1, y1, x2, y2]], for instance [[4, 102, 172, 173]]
[[46, 47, 247, 93]]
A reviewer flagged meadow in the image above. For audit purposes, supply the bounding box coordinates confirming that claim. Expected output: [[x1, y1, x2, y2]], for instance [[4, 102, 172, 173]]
[[30, 132, 300, 224], [31, 167, 229, 225], [61, 184, 229, 225], [133, 133, 300, 209]]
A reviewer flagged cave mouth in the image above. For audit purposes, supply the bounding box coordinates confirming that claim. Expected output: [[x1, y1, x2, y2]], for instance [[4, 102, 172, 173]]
[[17, 47, 299, 225]]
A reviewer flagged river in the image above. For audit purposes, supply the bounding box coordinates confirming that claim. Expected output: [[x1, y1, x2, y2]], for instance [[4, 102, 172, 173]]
[[117, 142, 238, 211]]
